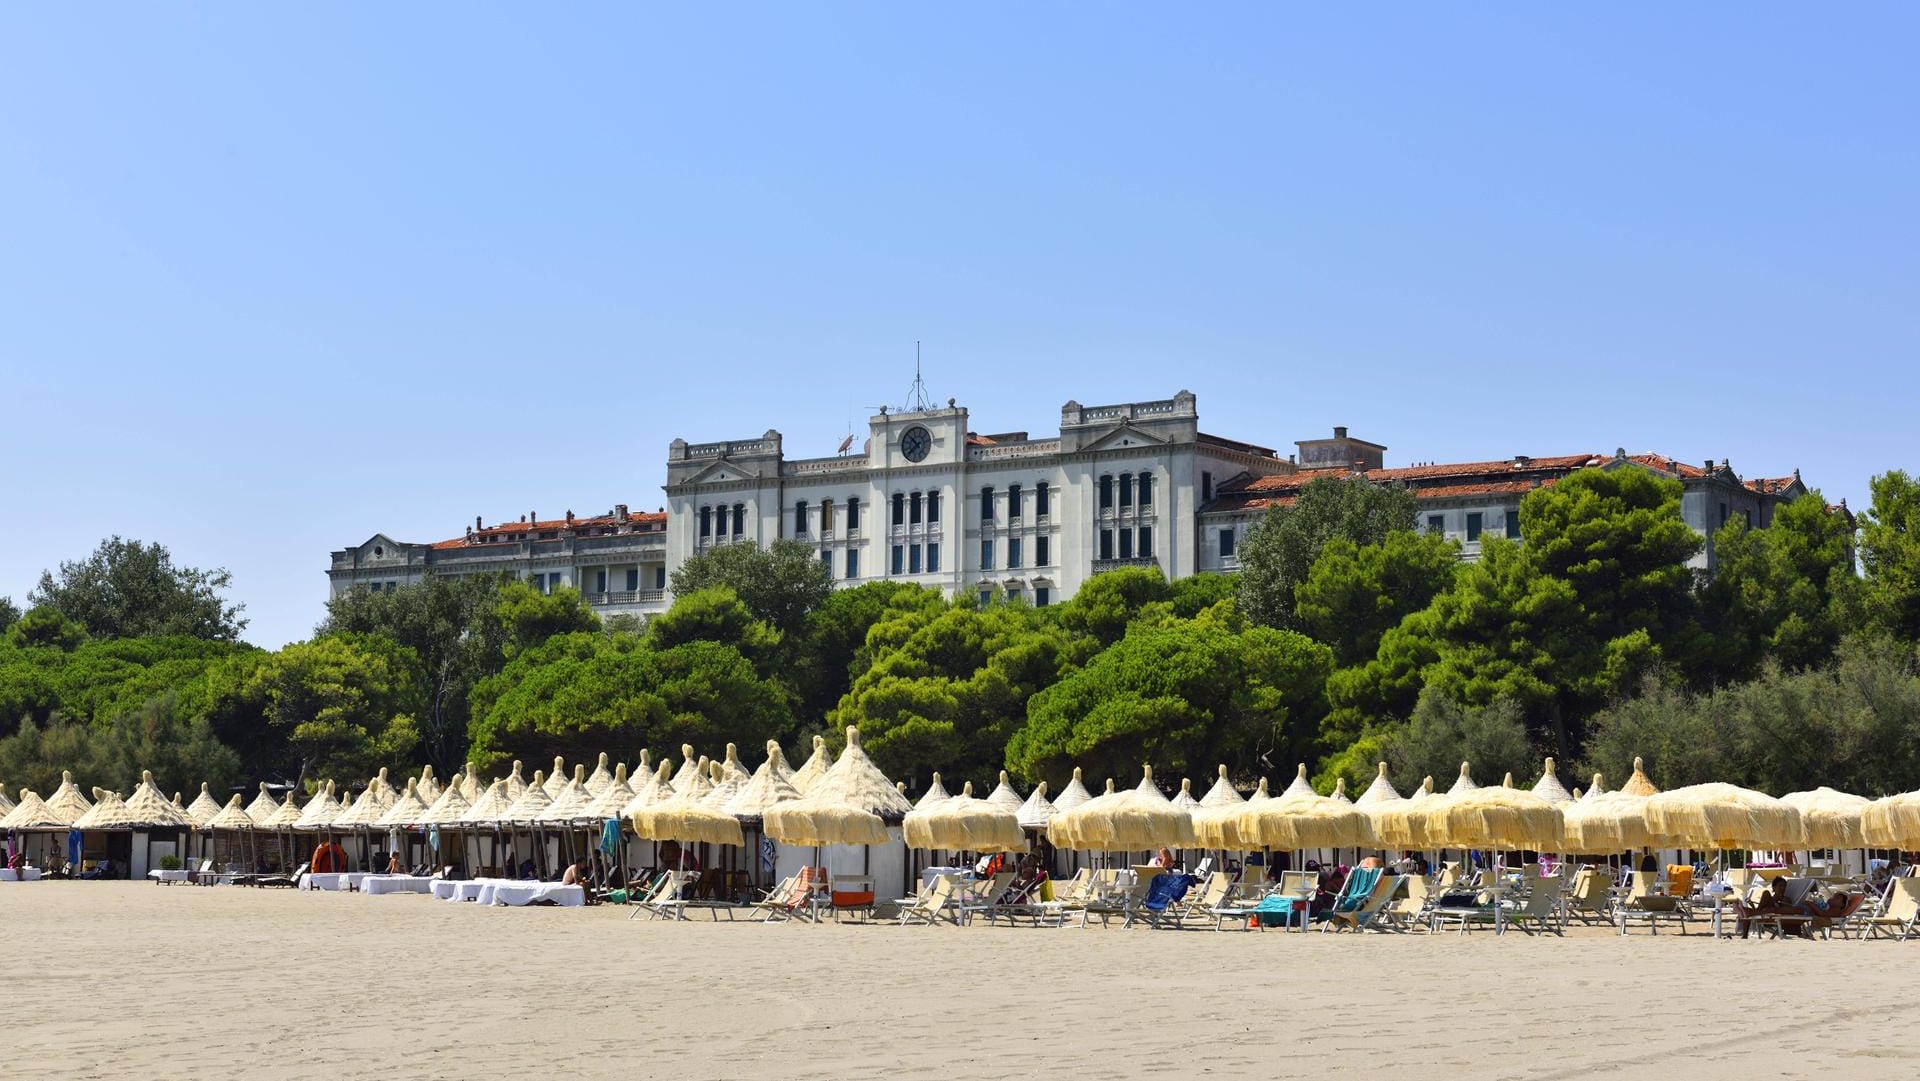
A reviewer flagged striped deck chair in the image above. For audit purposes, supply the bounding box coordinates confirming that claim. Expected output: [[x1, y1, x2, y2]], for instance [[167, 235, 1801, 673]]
[[752, 866, 822, 923]]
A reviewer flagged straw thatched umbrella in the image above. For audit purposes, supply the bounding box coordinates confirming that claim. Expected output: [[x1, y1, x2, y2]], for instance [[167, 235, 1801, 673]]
[[634, 762, 745, 847], [1446, 762, 1479, 795], [903, 781, 1025, 853], [724, 742, 801, 821], [0, 784, 13, 819], [1278, 764, 1315, 800], [542, 766, 593, 823], [582, 764, 636, 821], [184, 783, 222, 829], [1015, 781, 1056, 832], [1045, 777, 1116, 850], [375, 779, 430, 828], [762, 727, 912, 848], [1050, 767, 1196, 852], [1582, 773, 1607, 800], [584, 753, 615, 798], [1413, 785, 1563, 851], [702, 758, 749, 813], [914, 773, 953, 810], [714, 744, 750, 787], [45, 770, 94, 825], [1779, 787, 1870, 851], [1237, 789, 1373, 850], [503, 761, 528, 802], [1354, 763, 1403, 807], [1050, 768, 1095, 816], [1171, 778, 1202, 812], [789, 736, 831, 794], [1562, 791, 1662, 852], [1192, 766, 1251, 849], [205, 794, 255, 832], [1618, 757, 1660, 797], [621, 763, 672, 820], [243, 782, 280, 823], [292, 781, 343, 832], [983, 771, 1024, 813], [667, 746, 700, 791], [1863, 789, 1920, 850], [1644, 783, 1805, 851], [124, 771, 194, 830], [1530, 758, 1574, 806]]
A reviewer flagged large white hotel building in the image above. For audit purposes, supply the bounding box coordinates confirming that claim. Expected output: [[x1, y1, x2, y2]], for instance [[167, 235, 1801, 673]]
[[329, 390, 1816, 618]]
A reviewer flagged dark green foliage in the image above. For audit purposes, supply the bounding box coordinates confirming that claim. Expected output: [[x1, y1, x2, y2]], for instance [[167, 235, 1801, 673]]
[[28, 536, 246, 641], [669, 539, 833, 640], [1235, 477, 1420, 630]]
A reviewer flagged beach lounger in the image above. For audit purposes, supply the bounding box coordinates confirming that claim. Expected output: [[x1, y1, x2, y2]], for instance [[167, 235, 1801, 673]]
[[256, 862, 309, 889], [1045, 869, 1093, 905], [1079, 873, 1149, 928], [898, 874, 962, 926], [1127, 872, 1196, 928], [955, 872, 1015, 925], [1173, 871, 1236, 927], [1563, 868, 1612, 926], [1862, 878, 1920, 941], [1317, 866, 1385, 928], [1506, 877, 1565, 936], [1210, 871, 1316, 931], [1375, 872, 1433, 933], [1325, 871, 1402, 933], [1615, 871, 1689, 935]]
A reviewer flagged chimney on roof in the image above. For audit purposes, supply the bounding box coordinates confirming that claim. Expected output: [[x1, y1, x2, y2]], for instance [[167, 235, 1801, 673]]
[[476, 515, 483, 529], [615, 503, 628, 519], [1513, 455, 1532, 468], [1721, 458, 1730, 471], [565, 510, 575, 524], [1333, 426, 1348, 440]]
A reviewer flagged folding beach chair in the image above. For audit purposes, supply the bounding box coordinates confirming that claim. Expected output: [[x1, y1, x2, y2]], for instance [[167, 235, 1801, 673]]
[[1210, 871, 1316, 931], [1506, 877, 1565, 936], [1563, 868, 1613, 926], [1615, 870, 1689, 935], [1126, 872, 1196, 928], [753, 867, 823, 923], [1317, 866, 1385, 928], [955, 872, 1015, 925], [1375, 872, 1434, 933], [898, 874, 962, 926]]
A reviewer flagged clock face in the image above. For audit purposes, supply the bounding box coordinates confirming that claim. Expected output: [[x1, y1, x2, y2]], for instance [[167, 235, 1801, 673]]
[[900, 425, 932, 463]]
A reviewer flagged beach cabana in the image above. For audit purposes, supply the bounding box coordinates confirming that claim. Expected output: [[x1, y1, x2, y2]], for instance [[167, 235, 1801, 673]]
[[789, 736, 831, 794], [243, 782, 281, 824], [2, 789, 71, 873], [983, 771, 1024, 814], [720, 742, 803, 890], [202, 794, 257, 871], [120, 771, 195, 877], [584, 753, 615, 798], [46, 770, 94, 827], [634, 765, 744, 849], [373, 779, 432, 872], [761, 727, 912, 899]]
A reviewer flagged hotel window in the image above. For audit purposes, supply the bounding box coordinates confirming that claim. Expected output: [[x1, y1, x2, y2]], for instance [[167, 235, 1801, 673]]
[[1036, 535, 1050, 566], [981, 486, 994, 522], [794, 501, 808, 535], [1138, 472, 1152, 507], [846, 497, 860, 531], [1099, 529, 1113, 560], [1744, 509, 1753, 527], [625, 569, 639, 591], [910, 491, 922, 525], [700, 506, 712, 538], [1466, 512, 1483, 542], [909, 545, 922, 573], [1138, 527, 1153, 559], [1008, 537, 1022, 569], [821, 550, 833, 573], [1719, 502, 1729, 526], [821, 499, 835, 533], [1035, 482, 1050, 517], [979, 588, 993, 607], [1202, 471, 1214, 502], [1505, 509, 1521, 540], [595, 569, 608, 593], [980, 539, 994, 569], [1099, 475, 1113, 510], [1034, 587, 1050, 607], [1220, 528, 1236, 557], [927, 491, 941, 523], [1006, 585, 1023, 605], [891, 545, 904, 575], [846, 549, 860, 578], [1426, 514, 1445, 535], [1119, 529, 1134, 559], [1119, 472, 1133, 508], [893, 492, 906, 527], [655, 567, 666, 589], [1007, 484, 1022, 519], [732, 504, 745, 535], [926, 543, 940, 573]]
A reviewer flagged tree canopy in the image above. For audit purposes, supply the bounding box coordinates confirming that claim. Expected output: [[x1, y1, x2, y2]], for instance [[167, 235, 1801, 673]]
[[29, 536, 246, 641], [1235, 476, 1420, 631]]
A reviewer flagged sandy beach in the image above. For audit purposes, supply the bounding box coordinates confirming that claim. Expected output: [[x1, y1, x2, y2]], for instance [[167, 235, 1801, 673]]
[[5, 883, 1917, 1081]]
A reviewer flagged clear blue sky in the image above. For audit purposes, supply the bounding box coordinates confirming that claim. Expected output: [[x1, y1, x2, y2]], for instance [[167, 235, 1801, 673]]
[[2, 6, 1915, 648]]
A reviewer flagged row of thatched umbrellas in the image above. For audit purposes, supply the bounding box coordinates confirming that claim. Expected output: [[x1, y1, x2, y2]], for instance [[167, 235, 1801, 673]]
[[11, 742, 1920, 871]]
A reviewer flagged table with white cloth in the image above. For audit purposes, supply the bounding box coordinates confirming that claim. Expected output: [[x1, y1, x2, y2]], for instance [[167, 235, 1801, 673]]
[[360, 874, 435, 895], [432, 879, 497, 902], [298, 872, 369, 892], [0, 868, 44, 882], [920, 866, 970, 892], [475, 881, 585, 907]]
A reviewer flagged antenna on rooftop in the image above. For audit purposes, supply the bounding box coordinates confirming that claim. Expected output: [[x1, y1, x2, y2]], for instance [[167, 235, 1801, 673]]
[[904, 341, 933, 412]]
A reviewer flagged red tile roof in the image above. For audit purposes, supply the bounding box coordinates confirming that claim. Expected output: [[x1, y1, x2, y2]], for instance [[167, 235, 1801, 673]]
[[432, 510, 666, 550], [1744, 475, 1799, 496]]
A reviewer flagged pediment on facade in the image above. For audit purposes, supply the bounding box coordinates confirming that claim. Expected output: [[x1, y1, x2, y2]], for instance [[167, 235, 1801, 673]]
[[356, 533, 405, 554], [1080, 422, 1171, 454], [681, 457, 759, 486]]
